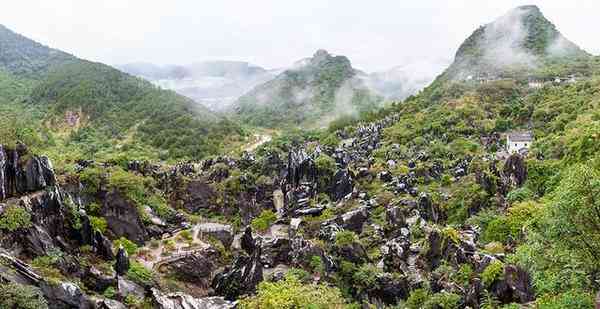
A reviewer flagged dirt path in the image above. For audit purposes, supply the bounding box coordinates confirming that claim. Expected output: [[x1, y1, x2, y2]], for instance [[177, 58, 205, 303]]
[[243, 133, 272, 152], [135, 224, 212, 270]]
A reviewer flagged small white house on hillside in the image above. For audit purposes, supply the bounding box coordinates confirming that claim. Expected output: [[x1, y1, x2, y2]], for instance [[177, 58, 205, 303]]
[[507, 131, 533, 154]]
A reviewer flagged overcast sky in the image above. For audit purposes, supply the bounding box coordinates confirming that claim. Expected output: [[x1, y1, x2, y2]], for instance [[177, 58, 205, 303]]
[[2, 0, 599, 72]]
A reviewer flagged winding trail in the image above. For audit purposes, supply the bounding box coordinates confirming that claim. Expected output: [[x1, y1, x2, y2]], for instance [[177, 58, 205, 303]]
[[243, 133, 272, 152], [135, 224, 213, 270]]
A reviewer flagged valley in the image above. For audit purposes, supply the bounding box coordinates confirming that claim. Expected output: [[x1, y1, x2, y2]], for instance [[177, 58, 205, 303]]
[[1, 4, 600, 309]]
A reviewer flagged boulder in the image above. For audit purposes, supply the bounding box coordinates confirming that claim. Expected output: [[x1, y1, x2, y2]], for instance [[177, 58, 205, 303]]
[[212, 246, 263, 300], [293, 206, 325, 217], [180, 180, 217, 213], [367, 273, 409, 305], [101, 189, 148, 244], [151, 288, 235, 309], [340, 207, 369, 233], [82, 266, 116, 293], [114, 246, 129, 276], [213, 229, 263, 300], [495, 264, 534, 304], [503, 154, 527, 189], [197, 223, 234, 248], [381, 237, 410, 271], [465, 278, 483, 308], [418, 192, 441, 223], [117, 277, 145, 299], [40, 281, 93, 309], [289, 236, 336, 273], [336, 241, 369, 264], [96, 299, 127, 309], [261, 237, 291, 267], [332, 169, 353, 201], [386, 206, 406, 231], [24, 156, 56, 192], [94, 231, 115, 260], [161, 247, 221, 287], [421, 229, 442, 271]]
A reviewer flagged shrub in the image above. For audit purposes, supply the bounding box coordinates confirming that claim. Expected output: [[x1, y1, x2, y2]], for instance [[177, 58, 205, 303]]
[[482, 260, 505, 287], [0, 205, 32, 231], [506, 187, 533, 204], [309, 255, 324, 274], [0, 283, 48, 309], [103, 286, 117, 299], [251, 210, 277, 232], [427, 292, 461, 309], [315, 154, 337, 174], [453, 264, 474, 287], [481, 216, 511, 244], [321, 133, 341, 148], [239, 273, 346, 308], [484, 242, 505, 254], [405, 288, 429, 309], [535, 290, 594, 309], [126, 261, 154, 286], [334, 230, 358, 247], [113, 237, 138, 256], [352, 264, 380, 292], [89, 216, 107, 233], [178, 229, 193, 242]]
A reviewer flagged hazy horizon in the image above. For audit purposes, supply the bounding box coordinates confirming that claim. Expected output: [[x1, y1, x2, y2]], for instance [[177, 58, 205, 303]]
[[2, 0, 599, 73]]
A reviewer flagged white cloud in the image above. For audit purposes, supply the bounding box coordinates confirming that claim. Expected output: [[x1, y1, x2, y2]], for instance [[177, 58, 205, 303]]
[[1, 0, 598, 72]]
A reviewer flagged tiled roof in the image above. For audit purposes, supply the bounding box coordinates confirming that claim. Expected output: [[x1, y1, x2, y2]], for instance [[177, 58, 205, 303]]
[[508, 131, 533, 142]]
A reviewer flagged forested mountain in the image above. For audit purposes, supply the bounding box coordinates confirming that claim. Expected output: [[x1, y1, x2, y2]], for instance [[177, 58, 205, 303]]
[[441, 5, 592, 81], [1, 5, 600, 309], [118, 61, 279, 111], [0, 24, 243, 163], [232, 49, 382, 128]]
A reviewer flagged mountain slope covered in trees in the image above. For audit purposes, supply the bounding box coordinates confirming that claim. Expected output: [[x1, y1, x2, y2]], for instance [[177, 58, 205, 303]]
[[232, 49, 382, 128], [0, 24, 243, 163]]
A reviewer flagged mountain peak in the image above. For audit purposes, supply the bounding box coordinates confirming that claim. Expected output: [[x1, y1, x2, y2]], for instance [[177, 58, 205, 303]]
[[445, 5, 588, 80]]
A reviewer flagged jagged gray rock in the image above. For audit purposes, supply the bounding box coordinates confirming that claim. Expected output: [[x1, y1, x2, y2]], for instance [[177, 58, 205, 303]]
[[151, 288, 236, 309]]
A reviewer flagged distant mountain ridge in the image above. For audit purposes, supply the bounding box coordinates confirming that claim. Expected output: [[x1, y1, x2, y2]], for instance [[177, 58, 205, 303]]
[[117, 61, 279, 111]]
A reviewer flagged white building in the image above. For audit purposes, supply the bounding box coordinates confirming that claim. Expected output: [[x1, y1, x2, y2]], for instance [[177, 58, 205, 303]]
[[507, 131, 533, 154]]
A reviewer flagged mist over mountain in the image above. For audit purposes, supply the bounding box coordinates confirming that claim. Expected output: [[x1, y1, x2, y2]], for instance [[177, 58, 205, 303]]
[[364, 58, 450, 100], [443, 5, 590, 81], [117, 61, 280, 111], [232, 49, 382, 128]]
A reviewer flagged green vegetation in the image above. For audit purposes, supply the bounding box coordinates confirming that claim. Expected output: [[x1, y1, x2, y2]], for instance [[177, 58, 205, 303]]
[[405, 288, 461, 309], [239, 273, 346, 308], [334, 230, 358, 247], [0, 282, 48, 309], [234, 50, 381, 128], [0, 205, 32, 231], [127, 261, 154, 286], [482, 260, 505, 287], [114, 237, 139, 256], [251, 209, 277, 232]]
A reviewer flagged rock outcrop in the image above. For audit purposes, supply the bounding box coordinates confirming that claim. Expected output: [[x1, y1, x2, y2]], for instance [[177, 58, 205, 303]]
[[212, 227, 263, 300]]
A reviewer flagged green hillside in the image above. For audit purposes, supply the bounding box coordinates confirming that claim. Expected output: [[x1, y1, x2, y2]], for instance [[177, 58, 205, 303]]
[[442, 5, 592, 82], [233, 49, 381, 128], [0, 24, 243, 164]]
